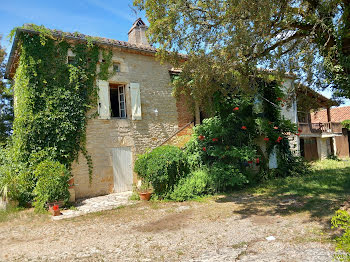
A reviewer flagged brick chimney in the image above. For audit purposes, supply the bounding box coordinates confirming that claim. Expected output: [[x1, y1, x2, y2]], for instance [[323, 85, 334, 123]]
[[128, 18, 149, 46]]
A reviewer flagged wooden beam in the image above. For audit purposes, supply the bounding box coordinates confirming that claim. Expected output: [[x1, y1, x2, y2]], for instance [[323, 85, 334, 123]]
[[327, 107, 331, 122]]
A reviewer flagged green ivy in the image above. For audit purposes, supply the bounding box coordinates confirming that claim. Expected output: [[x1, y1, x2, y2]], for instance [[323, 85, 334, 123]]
[[342, 120, 350, 130], [98, 50, 113, 80], [9, 25, 113, 184]]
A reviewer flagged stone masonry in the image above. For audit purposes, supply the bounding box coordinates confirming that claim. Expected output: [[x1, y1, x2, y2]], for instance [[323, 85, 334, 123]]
[[71, 47, 191, 199]]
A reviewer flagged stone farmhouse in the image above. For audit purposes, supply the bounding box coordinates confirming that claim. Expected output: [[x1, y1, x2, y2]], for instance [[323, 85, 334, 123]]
[[6, 18, 307, 200]]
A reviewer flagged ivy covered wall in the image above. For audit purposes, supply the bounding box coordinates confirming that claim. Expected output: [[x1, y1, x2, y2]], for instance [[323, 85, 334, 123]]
[[11, 30, 101, 179]]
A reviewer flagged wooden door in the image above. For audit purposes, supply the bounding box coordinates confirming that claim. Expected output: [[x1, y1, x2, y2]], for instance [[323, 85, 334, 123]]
[[112, 147, 133, 192], [303, 138, 319, 161]]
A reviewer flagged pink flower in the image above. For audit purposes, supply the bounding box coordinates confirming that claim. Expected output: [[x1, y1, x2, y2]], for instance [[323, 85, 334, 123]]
[[273, 126, 279, 130], [233, 107, 239, 111], [241, 126, 247, 130], [212, 138, 218, 142]]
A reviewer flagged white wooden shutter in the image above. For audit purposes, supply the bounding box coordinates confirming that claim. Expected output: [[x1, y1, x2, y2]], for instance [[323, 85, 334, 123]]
[[97, 80, 110, 119], [130, 83, 142, 120]]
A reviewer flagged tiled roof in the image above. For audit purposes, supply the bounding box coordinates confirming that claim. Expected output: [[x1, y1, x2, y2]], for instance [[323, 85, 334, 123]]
[[311, 105, 350, 122], [25, 27, 158, 52], [5, 26, 158, 79]]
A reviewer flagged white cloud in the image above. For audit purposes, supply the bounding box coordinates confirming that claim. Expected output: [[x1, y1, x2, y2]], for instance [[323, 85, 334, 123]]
[[84, 0, 135, 23]]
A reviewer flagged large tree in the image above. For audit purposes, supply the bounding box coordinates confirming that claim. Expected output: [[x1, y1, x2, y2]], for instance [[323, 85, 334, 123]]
[[0, 36, 13, 145], [134, 0, 350, 105]]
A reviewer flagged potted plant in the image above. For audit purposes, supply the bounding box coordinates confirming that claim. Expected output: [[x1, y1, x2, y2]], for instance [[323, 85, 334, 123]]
[[138, 180, 153, 201], [48, 204, 61, 216]]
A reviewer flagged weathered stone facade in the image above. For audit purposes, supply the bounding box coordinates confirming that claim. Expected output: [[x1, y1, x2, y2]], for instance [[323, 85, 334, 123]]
[[71, 47, 190, 199]]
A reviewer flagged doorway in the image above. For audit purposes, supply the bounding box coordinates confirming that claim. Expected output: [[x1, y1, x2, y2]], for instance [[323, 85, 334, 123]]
[[112, 147, 133, 192]]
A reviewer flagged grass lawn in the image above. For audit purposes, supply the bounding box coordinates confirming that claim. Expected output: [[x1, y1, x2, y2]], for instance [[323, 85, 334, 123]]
[[241, 159, 350, 219]]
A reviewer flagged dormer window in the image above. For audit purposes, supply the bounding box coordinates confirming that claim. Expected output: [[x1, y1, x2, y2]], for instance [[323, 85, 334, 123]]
[[113, 63, 121, 73]]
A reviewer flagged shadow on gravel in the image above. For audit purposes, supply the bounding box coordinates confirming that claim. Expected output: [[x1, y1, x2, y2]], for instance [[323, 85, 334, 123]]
[[134, 210, 193, 233], [215, 166, 350, 223]]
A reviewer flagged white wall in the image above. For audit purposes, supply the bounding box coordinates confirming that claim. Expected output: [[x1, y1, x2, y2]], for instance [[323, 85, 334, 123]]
[[281, 78, 300, 156]]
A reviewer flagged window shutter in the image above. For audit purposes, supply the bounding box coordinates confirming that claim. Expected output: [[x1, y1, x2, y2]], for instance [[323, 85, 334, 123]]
[[97, 80, 110, 119], [130, 83, 142, 120]]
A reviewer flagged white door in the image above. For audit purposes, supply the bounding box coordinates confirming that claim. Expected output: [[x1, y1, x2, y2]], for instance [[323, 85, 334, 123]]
[[112, 147, 133, 192]]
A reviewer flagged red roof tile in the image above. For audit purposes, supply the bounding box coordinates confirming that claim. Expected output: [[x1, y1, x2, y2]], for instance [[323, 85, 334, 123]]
[[311, 106, 350, 122]]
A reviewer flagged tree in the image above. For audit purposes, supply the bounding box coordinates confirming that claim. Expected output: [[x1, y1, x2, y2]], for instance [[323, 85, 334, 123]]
[[0, 35, 13, 145], [134, 0, 350, 104]]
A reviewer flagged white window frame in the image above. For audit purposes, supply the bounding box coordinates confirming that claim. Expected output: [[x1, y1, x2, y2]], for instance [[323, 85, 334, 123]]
[[110, 84, 127, 119]]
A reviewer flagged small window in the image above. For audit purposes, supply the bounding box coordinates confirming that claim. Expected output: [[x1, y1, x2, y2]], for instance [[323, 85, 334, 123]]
[[113, 63, 121, 73], [110, 84, 126, 118], [67, 56, 76, 65]]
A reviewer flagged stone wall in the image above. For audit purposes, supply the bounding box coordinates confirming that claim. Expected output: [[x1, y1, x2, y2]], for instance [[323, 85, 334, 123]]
[[71, 48, 183, 199]]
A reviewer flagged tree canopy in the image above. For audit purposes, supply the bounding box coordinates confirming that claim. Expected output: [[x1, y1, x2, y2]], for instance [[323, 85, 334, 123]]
[[134, 0, 350, 105]]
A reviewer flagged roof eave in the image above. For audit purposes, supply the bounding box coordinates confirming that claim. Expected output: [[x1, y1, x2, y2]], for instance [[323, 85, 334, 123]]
[[4, 28, 20, 79], [5, 28, 159, 79]]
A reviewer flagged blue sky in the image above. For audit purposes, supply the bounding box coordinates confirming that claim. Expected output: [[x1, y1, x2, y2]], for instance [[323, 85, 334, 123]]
[[1, 0, 349, 107], [0, 0, 145, 51]]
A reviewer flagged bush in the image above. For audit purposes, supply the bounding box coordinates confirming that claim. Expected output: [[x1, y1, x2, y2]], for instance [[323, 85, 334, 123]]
[[33, 160, 70, 211], [209, 162, 248, 191], [133, 150, 150, 179], [134, 145, 188, 198], [0, 147, 22, 202], [170, 168, 214, 201], [332, 210, 350, 261]]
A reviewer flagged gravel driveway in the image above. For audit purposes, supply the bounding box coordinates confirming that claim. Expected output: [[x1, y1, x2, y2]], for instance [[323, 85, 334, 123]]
[[0, 194, 336, 262]]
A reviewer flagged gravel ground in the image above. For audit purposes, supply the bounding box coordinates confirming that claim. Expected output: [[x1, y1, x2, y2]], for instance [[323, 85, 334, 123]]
[[0, 195, 337, 262]]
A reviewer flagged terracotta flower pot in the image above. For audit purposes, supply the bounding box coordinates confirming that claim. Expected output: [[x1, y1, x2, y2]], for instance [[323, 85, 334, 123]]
[[68, 178, 74, 189], [139, 192, 152, 201], [48, 200, 64, 208], [47, 200, 64, 216], [48, 204, 61, 216]]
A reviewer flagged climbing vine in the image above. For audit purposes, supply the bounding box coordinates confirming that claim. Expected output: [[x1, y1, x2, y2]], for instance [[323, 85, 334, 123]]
[[10, 25, 113, 183]]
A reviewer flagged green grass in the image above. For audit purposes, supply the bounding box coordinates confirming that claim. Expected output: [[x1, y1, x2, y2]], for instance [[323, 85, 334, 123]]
[[0, 206, 26, 223], [245, 159, 350, 218]]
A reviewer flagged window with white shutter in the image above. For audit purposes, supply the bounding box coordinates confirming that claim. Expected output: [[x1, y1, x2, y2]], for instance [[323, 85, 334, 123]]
[[130, 83, 142, 120], [97, 80, 111, 119]]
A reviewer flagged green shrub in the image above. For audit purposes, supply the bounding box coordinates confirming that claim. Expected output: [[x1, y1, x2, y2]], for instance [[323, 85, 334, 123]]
[[342, 120, 350, 130], [134, 145, 188, 198], [33, 160, 70, 211], [170, 168, 214, 201], [0, 148, 22, 202], [133, 150, 150, 179], [332, 210, 350, 261], [209, 162, 248, 191]]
